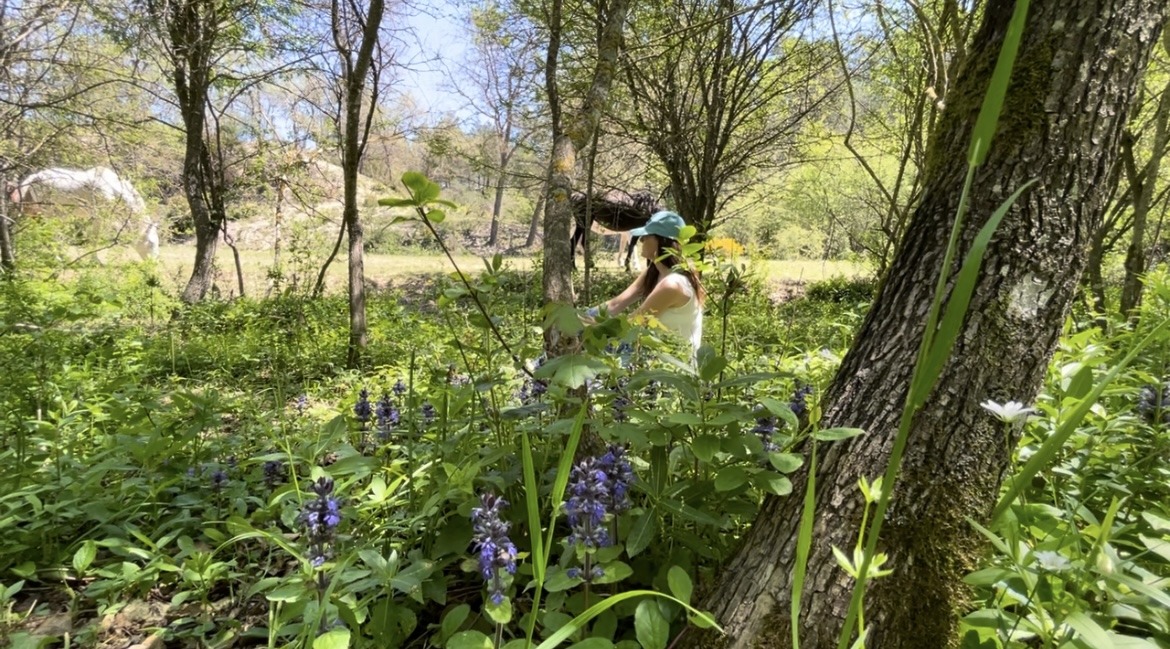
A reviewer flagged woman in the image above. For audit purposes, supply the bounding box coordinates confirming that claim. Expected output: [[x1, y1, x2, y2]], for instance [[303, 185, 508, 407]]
[[587, 210, 705, 356]]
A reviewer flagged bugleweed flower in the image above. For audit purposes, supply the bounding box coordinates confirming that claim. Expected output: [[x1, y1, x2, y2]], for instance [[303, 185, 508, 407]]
[[375, 394, 400, 439], [471, 493, 518, 605], [295, 394, 308, 415], [598, 445, 634, 513], [565, 458, 611, 549], [263, 460, 285, 487], [210, 469, 229, 492], [790, 385, 814, 418], [612, 394, 630, 422], [421, 402, 436, 424], [301, 477, 342, 568], [1137, 382, 1170, 424], [393, 379, 407, 397], [354, 389, 372, 425], [752, 416, 780, 453]]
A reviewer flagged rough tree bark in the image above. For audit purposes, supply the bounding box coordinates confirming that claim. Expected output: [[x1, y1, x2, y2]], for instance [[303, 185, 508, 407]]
[[541, 0, 629, 309], [0, 179, 14, 272], [333, 0, 385, 369], [689, 1, 1167, 648]]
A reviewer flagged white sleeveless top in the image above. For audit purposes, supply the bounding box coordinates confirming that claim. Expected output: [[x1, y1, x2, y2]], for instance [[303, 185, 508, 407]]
[[654, 273, 703, 356]]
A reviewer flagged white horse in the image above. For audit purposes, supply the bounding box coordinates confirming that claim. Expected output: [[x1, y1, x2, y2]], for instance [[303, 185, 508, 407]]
[[8, 166, 159, 260]]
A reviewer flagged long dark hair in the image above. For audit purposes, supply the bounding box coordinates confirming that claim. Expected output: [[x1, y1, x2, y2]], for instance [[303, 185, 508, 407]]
[[640, 235, 706, 306]]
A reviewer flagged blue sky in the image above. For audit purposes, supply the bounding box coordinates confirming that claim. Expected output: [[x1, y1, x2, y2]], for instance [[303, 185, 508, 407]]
[[397, 0, 472, 120]]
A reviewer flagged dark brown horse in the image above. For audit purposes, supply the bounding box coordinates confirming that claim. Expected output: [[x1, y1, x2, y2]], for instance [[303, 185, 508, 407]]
[[570, 189, 661, 270]]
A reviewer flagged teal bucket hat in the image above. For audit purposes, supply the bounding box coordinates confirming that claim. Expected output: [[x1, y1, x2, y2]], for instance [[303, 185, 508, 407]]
[[629, 210, 686, 240]]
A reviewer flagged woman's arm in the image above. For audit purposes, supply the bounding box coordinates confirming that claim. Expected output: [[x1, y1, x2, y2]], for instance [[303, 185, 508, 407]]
[[602, 267, 650, 315]]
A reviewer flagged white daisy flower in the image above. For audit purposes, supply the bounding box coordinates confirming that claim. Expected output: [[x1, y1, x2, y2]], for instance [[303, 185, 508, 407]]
[[980, 400, 1037, 424], [1032, 550, 1071, 573]]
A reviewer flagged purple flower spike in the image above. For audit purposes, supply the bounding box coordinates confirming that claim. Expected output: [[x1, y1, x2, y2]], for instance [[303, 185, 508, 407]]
[[471, 493, 517, 605]]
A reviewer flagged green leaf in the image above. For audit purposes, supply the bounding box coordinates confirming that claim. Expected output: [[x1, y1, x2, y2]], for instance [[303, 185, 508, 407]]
[[485, 597, 513, 625], [1064, 612, 1113, 649], [402, 171, 441, 203], [666, 412, 703, 426], [567, 639, 615, 649], [635, 600, 669, 649], [544, 302, 585, 336], [626, 511, 657, 558], [313, 628, 351, 649], [759, 397, 798, 429], [73, 540, 97, 574], [535, 354, 609, 389], [813, 427, 865, 442], [441, 604, 471, 640], [426, 209, 446, 224], [593, 561, 633, 585], [791, 444, 817, 649], [714, 466, 749, 492], [768, 453, 803, 473], [1065, 365, 1094, 400], [692, 436, 720, 462], [266, 583, 306, 603], [521, 429, 546, 582], [667, 566, 693, 605], [448, 631, 494, 649], [533, 591, 720, 649], [378, 196, 415, 208], [756, 473, 793, 496], [545, 567, 584, 592]]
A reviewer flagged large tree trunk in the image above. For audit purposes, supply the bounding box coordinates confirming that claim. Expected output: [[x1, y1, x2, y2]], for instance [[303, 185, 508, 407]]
[[179, 132, 219, 303], [691, 2, 1167, 648]]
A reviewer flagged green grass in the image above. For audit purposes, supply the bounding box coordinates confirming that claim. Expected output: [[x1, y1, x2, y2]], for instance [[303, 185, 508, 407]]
[[99, 245, 866, 296]]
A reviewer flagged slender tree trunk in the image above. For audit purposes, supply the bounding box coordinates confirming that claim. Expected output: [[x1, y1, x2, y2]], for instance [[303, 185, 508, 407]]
[[489, 171, 506, 247], [179, 135, 219, 304], [1120, 78, 1170, 316], [689, 2, 1166, 649], [526, 189, 544, 248], [0, 177, 14, 272], [541, 0, 630, 309]]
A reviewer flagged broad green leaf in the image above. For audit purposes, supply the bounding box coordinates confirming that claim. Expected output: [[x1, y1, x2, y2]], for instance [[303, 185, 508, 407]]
[[402, 171, 441, 203], [769, 452, 803, 473], [441, 604, 471, 640], [667, 566, 693, 605], [626, 512, 657, 558], [545, 567, 584, 592], [1065, 365, 1094, 400], [448, 631, 494, 649], [426, 209, 446, 224], [756, 473, 793, 496], [313, 628, 351, 649], [485, 597, 513, 624], [73, 540, 97, 573], [667, 412, 703, 426], [535, 354, 608, 389], [567, 639, 615, 649], [714, 466, 749, 492], [692, 436, 720, 462], [534, 592, 721, 649], [593, 561, 633, 585], [635, 600, 669, 649]]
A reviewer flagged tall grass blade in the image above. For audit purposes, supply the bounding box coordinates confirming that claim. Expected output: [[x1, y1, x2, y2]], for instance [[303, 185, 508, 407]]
[[990, 317, 1170, 522], [968, 0, 1032, 167], [534, 590, 722, 649], [520, 429, 545, 581], [525, 403, 589, 646], [911, 180, 1038, 409], [791, 442, 818, 648]]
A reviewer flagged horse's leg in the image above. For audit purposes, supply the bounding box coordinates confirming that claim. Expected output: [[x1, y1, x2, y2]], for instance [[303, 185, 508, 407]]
[[624, 236, 639, 271], [570, 223, 582, 269]]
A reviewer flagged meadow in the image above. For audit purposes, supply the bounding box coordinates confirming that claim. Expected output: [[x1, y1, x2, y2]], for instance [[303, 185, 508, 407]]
[[1, 240, 1168, 649]]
